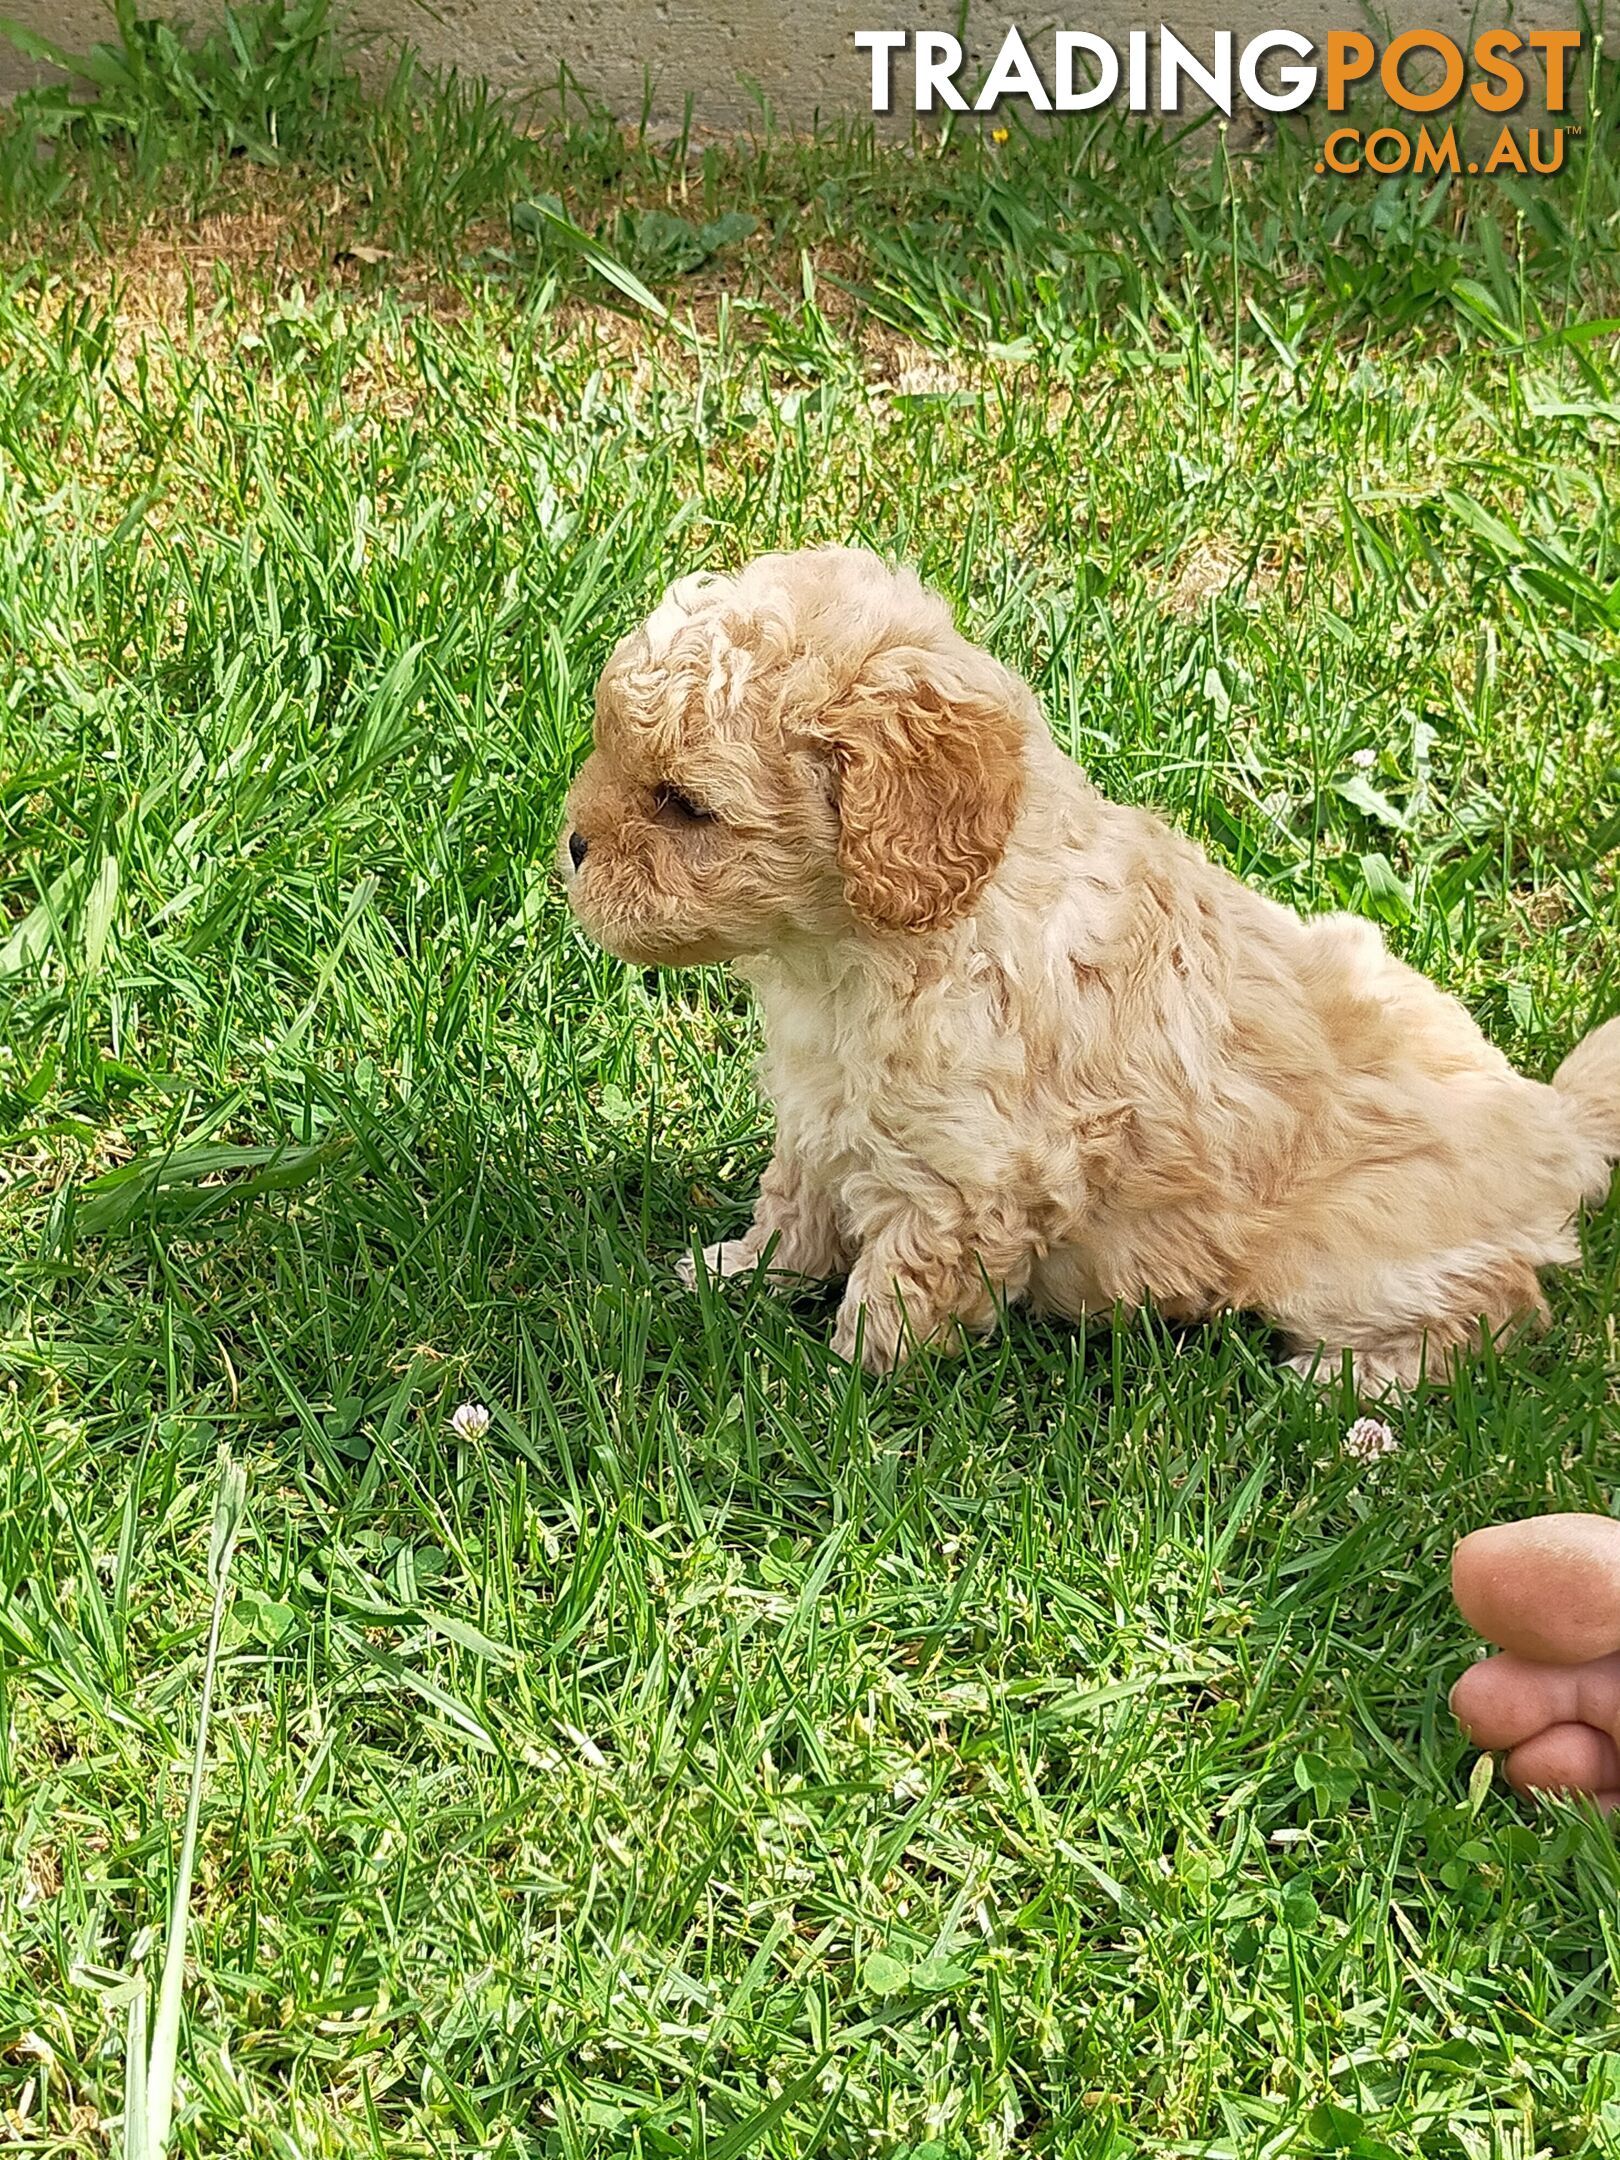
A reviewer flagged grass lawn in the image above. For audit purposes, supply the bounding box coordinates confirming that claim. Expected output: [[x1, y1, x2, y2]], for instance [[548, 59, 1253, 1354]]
[[3, 8, 1620, 2154]]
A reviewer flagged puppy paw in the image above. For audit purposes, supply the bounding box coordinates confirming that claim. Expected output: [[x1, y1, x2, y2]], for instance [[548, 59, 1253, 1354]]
[[1282, 1344, 1416, 1398], [676, 1237, 761, 1288], [831, 1294, 908, 1373]]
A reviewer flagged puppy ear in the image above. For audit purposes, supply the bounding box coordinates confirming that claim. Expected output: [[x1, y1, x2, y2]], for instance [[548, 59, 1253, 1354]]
[[823, 644, 1027, 933]]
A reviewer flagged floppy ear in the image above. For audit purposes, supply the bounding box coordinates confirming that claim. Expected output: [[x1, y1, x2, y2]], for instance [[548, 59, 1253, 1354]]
[[823, 643, 1027, 933]]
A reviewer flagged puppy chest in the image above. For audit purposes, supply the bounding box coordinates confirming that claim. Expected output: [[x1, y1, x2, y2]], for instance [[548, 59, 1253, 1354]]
[[760, 1023, 1025, 1185]]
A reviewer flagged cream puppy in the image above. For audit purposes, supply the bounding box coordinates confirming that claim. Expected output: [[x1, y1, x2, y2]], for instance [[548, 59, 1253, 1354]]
[[560, 547, 1620, 1387]]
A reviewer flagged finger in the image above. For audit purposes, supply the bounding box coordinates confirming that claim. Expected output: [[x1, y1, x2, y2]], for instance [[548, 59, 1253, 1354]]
[[1450, 1654, 1583, 1749], [1452, 1516, 1620, 1664], [1505, 1721, 1620, 1798]]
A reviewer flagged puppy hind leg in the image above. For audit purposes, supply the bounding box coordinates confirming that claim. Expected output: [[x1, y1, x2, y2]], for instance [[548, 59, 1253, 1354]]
[[1277, 1245, 1551, 1397]]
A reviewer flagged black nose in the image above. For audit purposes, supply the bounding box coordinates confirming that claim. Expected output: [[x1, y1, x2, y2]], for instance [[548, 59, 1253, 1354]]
[[568, 830, 588, 870]]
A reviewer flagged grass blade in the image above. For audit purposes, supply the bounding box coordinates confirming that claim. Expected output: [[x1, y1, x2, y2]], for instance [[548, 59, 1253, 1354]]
[[143, 1456, 247, 2159]]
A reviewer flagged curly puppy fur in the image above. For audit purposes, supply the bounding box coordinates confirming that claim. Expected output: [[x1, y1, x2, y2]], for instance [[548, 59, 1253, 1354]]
[[561, 547, 1620, 1388]]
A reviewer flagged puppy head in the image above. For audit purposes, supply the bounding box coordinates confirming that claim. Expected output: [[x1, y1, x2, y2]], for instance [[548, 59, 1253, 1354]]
[[560, 548, 1032, 966]]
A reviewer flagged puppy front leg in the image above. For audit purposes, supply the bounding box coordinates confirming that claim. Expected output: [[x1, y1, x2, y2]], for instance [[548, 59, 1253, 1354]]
[[831, 1207, 1030, 1374], [677, 1140, 850, 1287]]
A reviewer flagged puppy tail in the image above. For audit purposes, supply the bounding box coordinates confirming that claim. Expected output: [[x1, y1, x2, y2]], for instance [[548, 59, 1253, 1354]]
[[1553, 1016, 1620, 1181]]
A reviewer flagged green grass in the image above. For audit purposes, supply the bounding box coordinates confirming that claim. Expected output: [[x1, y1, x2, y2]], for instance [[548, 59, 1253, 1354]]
[[3, 8, 1620, 2155]]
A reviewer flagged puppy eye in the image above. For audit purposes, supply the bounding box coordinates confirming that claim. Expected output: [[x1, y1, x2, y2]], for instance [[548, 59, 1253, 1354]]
[[654, 786, 715, 825]]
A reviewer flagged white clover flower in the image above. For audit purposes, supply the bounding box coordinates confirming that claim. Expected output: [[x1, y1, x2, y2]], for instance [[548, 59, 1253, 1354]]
[[1351, 747, 1377, 770], [450, 1401, 491, 1440], [1343, 1415, 1398, 1462]]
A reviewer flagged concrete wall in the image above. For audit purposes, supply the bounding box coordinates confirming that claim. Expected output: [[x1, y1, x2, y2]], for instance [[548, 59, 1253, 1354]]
[[1, 0, 1577, 127]]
